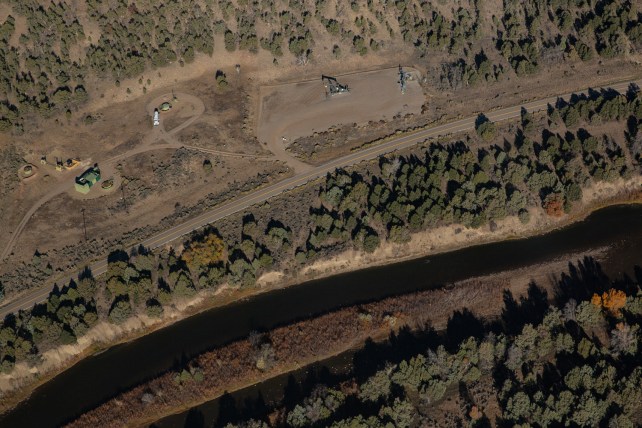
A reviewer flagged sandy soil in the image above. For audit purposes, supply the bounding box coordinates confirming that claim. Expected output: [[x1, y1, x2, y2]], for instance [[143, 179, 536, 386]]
[[14, 151, 281, 258], [288, 59, 642, 163]]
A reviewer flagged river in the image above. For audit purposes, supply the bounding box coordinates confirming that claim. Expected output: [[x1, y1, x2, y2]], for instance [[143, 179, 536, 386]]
[[1, 204, 641, 427]]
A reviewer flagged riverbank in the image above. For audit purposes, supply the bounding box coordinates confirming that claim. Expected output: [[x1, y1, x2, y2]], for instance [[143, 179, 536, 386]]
[[297, 178, 642, 282], [2, 201, 642, 427], [68, 248, 609, 427], [0, 178, 640, 416]]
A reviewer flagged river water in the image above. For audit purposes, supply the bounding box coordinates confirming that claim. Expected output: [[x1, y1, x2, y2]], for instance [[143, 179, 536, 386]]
[[1, 204, 641, 427]]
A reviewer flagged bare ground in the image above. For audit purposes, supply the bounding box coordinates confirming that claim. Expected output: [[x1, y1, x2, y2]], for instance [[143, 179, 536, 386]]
[[0, 75, 286, 287], [287, 59, 642, 163], [257, 67, 424, 149]]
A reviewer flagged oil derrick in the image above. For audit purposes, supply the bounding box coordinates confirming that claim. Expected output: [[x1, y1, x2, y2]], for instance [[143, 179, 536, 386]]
[[321, 75, 349, 98]]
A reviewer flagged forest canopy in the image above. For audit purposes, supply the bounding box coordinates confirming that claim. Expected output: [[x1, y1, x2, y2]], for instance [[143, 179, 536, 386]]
[[0, 0, 641, 131]]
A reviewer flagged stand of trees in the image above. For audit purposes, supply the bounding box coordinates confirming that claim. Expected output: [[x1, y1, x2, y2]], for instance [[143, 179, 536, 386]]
[[223, 265, 642, 427], [65, 260, 642, 427], [1, 0, 641, 131], [0, 86, 641, 373]]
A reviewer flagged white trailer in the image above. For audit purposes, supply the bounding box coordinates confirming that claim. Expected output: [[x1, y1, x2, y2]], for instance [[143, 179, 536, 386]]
[[153, 109, 160, 126]]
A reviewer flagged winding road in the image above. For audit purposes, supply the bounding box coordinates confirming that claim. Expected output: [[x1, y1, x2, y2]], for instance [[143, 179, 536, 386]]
[[0, 79, 640, 318], [0, 93, 271, 262]]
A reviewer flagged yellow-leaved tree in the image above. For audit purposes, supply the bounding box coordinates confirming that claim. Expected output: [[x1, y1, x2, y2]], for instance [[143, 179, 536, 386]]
[[182, 232, 226, 272]]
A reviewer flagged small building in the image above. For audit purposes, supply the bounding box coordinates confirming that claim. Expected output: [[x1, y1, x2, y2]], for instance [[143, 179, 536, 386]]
[[75, 166, 101, 194]]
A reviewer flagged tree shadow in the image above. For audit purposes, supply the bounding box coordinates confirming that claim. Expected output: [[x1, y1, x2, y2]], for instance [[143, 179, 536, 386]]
[[475, 113, 491, 128], [353, 325, 439, 382], [183, 408, 205, 428], [239, 391, 268, 423], [634, 265, 642, 287], [107, 248, 129, 264], [215, 392, 239, 427], [554, 256, 609, 304], [282, 373, 302, 410], [626, 82, 640, 100], [501, 283, 548, 335], [78, 266, 93, 281], [266, 218, 290, 234], [189, 226, 223, 245], [446, 308, 486, 352]]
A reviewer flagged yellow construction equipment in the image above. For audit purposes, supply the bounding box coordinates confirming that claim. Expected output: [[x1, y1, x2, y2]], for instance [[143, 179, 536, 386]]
[[65, 158, 80, 170]]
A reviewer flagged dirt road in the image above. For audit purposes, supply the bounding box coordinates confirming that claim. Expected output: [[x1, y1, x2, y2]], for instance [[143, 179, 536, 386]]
[[0, 92, 273, 261], [256, 68, 424, 174], [1, 78, 639, 318]]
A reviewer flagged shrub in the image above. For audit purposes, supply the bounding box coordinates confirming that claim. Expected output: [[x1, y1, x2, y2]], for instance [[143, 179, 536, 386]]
[[145, 299, 164, 318], [476, 119, 497, 141], [518, 209, 531, 224], [215, 70, 228, 89], [108, 296, 132, 324]]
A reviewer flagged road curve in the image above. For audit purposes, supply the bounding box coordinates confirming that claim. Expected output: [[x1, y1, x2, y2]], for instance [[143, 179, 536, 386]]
[[1, 78, 639, 318], [0, 91, 270, 262]]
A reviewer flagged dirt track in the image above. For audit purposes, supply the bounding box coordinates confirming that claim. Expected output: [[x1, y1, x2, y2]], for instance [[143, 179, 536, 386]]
[[0, 92, 272, 261], [2, 78, 639, 318]]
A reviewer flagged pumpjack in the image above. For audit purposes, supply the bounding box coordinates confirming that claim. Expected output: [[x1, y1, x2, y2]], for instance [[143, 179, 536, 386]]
[[398, 65, 411, 94], [321, 75, 349, 97]]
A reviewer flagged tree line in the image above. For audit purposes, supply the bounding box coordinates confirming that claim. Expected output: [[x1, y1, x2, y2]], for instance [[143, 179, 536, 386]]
[[0, 86, 641, 372], [1, 0, 641, 131], [224, 262, 642, 427]]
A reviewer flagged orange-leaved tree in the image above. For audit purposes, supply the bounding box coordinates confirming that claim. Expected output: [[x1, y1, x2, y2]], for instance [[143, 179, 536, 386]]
[[591, 288, 627, 316], [543, 193, 564, 217], [182, 232, 226, 272]]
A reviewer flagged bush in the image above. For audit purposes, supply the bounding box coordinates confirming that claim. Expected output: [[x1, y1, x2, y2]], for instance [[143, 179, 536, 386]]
[[518, 209, 530, 224], [224, 30, 236, 51], [363, 230, 380, 253], [476, 119, 497, 141], [145, 299, 164, 318], [576, 42, 593, 61], [108, 297, 132, 324], [215, 70, 228, 89]]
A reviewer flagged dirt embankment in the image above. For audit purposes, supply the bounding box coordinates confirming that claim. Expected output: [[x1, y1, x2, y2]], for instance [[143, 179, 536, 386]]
[[66, 251, 604, 428]]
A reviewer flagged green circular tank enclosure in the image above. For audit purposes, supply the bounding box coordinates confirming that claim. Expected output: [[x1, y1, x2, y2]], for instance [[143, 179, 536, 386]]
[[159, 102, 172, 111]]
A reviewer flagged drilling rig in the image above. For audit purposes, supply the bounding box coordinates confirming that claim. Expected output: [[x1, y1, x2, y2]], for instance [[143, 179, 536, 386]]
[[321, 75, 349, 98]]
